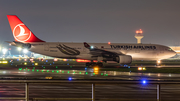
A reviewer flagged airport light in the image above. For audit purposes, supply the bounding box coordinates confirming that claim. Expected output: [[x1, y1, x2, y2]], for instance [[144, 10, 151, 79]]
[[157, 60, 161, 64], [17, 47, 22, 51], [138, 67, 142, 70], [108, 42, 111, 45], [2, 48, 7, 55], [54, 58, 58, 61], [24, 62, 27, 65], [23, 49, 28, 53], [142, 80, 147, 84], [68, 77, 72, 80], [35, 63, 38, 66]]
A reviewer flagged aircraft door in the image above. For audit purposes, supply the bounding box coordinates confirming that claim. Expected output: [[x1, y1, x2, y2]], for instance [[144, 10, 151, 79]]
[[44, 44, 49, 51]]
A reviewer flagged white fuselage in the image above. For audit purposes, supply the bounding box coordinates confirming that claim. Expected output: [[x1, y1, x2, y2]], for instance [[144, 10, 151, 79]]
[[27, 42, 176, 61]]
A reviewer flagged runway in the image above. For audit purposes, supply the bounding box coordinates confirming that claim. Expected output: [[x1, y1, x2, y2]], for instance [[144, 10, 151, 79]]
[[0, 65, 180, 100], [0, 65, 180, 81]]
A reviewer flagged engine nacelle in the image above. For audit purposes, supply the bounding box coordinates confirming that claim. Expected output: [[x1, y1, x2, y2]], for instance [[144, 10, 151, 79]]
[[117, 55, 132, 64]]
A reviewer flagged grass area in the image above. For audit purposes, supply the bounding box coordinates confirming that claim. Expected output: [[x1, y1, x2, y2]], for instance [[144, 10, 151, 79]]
[[101, 67, 180, 73]]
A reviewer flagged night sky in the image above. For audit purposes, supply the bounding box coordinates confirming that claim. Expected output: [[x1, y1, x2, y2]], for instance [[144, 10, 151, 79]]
[[0, 0, 180, 46]]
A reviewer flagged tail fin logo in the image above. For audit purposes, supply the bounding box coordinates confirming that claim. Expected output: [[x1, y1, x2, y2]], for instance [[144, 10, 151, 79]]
[[13, 24, 31, 42]]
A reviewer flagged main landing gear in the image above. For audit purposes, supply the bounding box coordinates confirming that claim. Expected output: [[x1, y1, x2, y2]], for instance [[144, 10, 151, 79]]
[[86, 62, 103, 68]]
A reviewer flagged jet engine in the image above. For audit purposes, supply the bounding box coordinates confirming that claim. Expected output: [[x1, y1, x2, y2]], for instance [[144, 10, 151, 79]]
[[116, 55, 132, 64]]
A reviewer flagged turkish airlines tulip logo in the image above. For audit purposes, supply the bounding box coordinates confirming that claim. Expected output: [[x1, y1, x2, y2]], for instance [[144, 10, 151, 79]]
[[13, 24, 31, 42]]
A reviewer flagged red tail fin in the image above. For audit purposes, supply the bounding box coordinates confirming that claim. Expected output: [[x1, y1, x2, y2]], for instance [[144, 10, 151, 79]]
[[7, 15, 45, 43]]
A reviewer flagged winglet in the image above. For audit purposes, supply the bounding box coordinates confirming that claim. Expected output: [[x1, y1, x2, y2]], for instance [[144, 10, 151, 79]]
[[84, 42, 90, 49]]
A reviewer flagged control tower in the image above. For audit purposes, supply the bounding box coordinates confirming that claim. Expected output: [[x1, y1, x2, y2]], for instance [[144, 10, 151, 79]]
[[135, 29, 143, 44]]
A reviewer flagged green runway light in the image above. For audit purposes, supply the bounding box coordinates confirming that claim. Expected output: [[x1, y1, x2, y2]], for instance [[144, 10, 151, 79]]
[[86, 72, 88, 74], [26, 68, 27, 69], [62, 71, 64, 73], [106, 74, 108, 76], [33, 67, 35, 69], [79, 72, 81, 74], [41, 70, 43, 72], [101, 73, 103, 75], [56, 71, 59, 73], [32, 69, 34, 72], [93, 73, 95, 75], [24, 69, 25, 71], [70, 66, 72, 68], [67, 71, 70, 73], [37, 70, 39, 72], [73, 72, 75, 73], [43, 67, 45, 68], [56, 66, 58, 68], [28, 69, 29, 71], [52, 70, 54, 73], [47, 70, 49, 72]]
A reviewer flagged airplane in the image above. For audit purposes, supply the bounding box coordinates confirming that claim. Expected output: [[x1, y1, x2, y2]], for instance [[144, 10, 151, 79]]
[[6, 15, 176, 67]]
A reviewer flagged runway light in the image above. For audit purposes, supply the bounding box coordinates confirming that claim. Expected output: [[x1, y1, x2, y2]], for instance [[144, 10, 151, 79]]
[[57, 71, 59, 73], [101, 73, 103, 75], [68, 77, 72, 80], [86, 72, 88, 74], [62, 71, 64, 73], [142, 80, 147, 84], [35, 63, 38, 66], [52, 70, 54, 72], [54, 58, 58, 61], [94, 67, 99, 71], [23, 49, 28, 53], [138, 67, 142, 70], [67, 71, 70, 73], [24, 62, 27, 65], [17, 47, 22, 51], [79, 72, 81, 74], [157, 60, 161, 64]]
